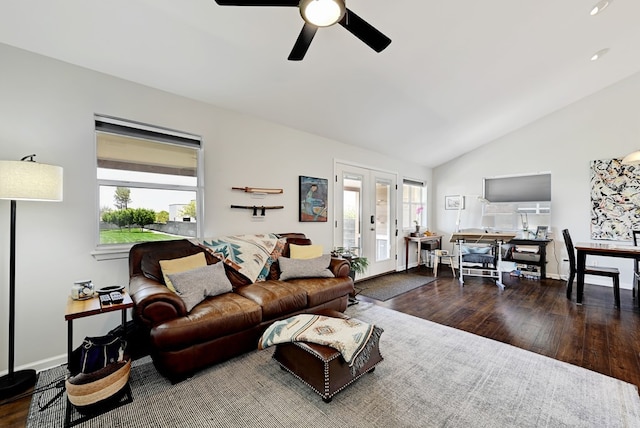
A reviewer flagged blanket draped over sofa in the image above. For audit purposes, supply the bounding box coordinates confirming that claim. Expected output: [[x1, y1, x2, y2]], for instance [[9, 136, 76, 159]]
[[259, 314, 383, 374], [193, 233, 282, 283]]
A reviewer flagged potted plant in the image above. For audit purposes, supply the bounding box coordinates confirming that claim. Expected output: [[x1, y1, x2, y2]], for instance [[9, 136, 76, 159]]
[[331, 247, 369, 280], [347, 256, 369, 280]]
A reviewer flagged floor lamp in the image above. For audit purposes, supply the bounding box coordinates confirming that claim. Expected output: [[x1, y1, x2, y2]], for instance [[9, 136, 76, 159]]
[[0, 155, 63, 399]]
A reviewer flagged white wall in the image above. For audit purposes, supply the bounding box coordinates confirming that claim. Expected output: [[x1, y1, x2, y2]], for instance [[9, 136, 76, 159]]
[[434, 70, 640, 288], [0, 43, 429, 373]]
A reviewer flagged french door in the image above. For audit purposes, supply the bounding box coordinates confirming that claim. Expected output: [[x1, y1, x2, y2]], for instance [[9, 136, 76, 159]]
[[334, 163, 398, 279]]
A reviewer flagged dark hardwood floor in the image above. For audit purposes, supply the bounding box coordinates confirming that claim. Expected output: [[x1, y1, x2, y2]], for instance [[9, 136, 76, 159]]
[[358, 268, 640, 393], [2, 268, 639, 427]]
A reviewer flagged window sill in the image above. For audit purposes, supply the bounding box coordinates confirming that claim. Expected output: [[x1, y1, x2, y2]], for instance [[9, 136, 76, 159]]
[[91, 246, 132, 261]]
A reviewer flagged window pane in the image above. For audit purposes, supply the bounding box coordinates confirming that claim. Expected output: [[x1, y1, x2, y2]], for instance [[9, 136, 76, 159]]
[[99, 186, 197, 245], [402, 182, 427, 228]]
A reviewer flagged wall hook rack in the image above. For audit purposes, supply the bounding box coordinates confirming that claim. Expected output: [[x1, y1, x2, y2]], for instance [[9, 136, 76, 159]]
[[230, 205, 284, 216], [232, 187, 283, 194]]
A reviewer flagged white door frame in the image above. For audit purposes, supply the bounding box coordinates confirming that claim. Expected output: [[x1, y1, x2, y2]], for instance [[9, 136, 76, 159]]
[[334, 160, 398, 279]]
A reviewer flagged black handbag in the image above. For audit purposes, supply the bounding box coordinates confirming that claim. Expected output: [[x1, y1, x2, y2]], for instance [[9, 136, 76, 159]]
[[76, 334, 126, 374]]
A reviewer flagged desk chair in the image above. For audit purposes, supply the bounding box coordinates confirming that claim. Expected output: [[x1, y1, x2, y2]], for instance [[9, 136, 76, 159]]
[[433, 250, 456, 277], [632, 230, 640, 299], [563, 229, 621, 308]]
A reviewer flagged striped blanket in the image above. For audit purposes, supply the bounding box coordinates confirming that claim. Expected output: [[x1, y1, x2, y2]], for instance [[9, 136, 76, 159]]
[[259, 314, 383, 374]]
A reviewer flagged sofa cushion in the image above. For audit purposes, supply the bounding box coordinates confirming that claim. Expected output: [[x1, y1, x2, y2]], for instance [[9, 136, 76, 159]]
[[159, 252, 207, 292], [287, 277, 354, 308], [150, 293, 262, 351], [141, 246, 207, 284], [289, 244, 323, 259], [168, 262, 233, 312], [235, 280, 307, 320], [278, 255, 334, 281]]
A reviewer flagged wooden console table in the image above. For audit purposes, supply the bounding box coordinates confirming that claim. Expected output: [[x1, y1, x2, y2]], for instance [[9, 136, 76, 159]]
[[404, 235, 442, 271]]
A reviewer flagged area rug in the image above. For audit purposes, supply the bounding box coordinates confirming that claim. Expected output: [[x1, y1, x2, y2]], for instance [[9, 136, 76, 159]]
[[27, 304, 640, 427], [356, 271, 436, 301]]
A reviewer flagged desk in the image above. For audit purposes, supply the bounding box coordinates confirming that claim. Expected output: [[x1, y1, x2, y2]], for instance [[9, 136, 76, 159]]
[[404, 235, 442, 271], [574, 243, 640, 304], [450, 232, 516, 289]]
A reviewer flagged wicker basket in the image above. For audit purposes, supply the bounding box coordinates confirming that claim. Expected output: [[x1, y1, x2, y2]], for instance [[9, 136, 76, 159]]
[[65, 359, 131, 414]]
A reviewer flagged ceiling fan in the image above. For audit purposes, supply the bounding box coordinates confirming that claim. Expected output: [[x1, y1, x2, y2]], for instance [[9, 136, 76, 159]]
[[213, 0, 391, 61]]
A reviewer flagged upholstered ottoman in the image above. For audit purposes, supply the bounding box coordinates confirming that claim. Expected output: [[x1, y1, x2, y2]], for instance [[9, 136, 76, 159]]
[[271, 309, 383, 402]]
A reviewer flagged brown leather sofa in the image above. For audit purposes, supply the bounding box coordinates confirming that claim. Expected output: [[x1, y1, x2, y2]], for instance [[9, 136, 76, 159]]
[[128, 233, 353, 381]]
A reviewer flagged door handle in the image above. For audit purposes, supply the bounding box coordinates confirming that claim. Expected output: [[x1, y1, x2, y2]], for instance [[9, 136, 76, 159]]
[[371, 215, 375, 224]]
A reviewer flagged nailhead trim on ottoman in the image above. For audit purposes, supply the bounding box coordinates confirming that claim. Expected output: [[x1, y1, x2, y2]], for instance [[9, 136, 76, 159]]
[[272, 309, 383, 402]]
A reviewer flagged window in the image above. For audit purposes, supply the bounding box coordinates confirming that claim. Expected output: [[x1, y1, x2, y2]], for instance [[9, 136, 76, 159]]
[[402, 179, 427, 229], [482, 173, 551, 232], [96, 116, 202, 248], [483, 173, 551, 203]]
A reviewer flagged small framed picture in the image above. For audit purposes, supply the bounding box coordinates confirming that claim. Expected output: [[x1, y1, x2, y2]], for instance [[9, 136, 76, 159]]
[[535, 226, 548, 239], [445, 195, 464, 210]]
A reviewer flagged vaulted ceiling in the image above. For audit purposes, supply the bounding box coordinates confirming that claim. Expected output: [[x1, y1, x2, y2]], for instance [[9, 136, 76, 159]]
[[2, 0, 640, 167]]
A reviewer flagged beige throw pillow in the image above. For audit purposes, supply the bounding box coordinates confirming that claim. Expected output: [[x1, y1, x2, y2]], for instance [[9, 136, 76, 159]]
[[289, 244, 323, 259]]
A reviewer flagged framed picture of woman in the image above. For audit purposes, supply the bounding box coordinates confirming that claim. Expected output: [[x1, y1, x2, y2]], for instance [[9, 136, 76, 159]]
[[299, 176, 328, 222]]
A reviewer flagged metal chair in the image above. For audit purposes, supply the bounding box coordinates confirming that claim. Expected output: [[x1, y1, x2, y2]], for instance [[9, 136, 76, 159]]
[[563, 229, 621, 308]]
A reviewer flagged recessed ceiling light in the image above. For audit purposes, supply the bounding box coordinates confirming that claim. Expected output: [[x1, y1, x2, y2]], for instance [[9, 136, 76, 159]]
[[590, 0, 612, 16], [591, 48, 610, 61]]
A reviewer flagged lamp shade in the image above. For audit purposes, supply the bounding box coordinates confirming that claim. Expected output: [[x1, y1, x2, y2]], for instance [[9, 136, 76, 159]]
[[0, 160, 63, 201], [299, 0, 346, 27], [622, 150, 640, 165]]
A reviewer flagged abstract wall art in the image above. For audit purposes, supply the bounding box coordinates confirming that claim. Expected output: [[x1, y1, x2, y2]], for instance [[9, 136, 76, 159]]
[[590, 158, 640, 241]]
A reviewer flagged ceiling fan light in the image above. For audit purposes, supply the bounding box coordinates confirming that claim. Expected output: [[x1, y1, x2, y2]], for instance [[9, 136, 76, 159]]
[[590, 0, 611, 16], [299, 0, 346, 27], [590, 48, 609, 61]]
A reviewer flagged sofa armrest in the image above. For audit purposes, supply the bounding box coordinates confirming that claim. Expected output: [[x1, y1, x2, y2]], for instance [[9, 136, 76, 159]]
[[129, 275, 187, 328], [329, 258, 351, 278]]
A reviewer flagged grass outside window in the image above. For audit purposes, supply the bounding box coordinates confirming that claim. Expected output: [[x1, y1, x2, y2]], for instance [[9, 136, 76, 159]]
[[99, 228, 183, 245]]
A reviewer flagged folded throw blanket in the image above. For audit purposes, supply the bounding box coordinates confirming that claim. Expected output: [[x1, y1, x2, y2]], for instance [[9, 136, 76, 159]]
[[259, 314, 383, 375], [193, 234, 282, 283]]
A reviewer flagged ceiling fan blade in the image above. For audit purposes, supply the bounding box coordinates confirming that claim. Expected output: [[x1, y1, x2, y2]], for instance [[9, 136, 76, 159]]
[[214, 1, 298, 5], [288, 23, 318, 61], [339, 8, 391, 53]]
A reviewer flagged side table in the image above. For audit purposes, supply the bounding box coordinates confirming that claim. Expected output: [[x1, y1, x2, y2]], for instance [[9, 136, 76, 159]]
[[404, 235, 442, 271], [63, 292, 134, 427]]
